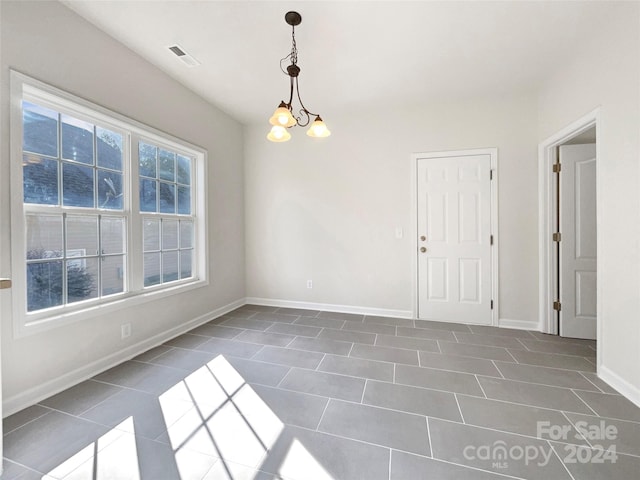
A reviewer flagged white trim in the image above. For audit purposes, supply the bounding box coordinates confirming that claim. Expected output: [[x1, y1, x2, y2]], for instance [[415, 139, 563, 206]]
[[410, 148, 499, 326], [599, 365, 640, 409], [537, 109, 600, 366], [2, 298, 244, 417], [498, 318, 539, 331], [9, 70, 209, 338], [245, 297, 413, 319]]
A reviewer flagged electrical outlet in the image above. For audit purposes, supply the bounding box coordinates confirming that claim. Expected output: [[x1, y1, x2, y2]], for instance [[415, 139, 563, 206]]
[[121, 323, 131, 339], [306, 280, 313, 289]]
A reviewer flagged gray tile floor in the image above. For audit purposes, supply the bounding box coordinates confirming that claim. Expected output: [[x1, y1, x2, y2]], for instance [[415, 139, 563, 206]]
[[4, 305, 640, 479]]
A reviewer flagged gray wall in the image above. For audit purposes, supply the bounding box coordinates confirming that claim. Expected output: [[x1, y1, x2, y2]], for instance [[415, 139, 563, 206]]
[[0, 0, 245, 410], [244, 91, 539, 324]]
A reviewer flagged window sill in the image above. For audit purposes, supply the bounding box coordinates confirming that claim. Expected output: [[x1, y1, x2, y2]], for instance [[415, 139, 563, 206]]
[[15, 277, 209, 339]]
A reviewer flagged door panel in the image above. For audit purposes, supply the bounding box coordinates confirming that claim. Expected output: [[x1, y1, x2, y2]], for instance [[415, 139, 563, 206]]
[[458, 192, 480, 242], [427, 258, 448, 301], [417, 154, 492, 324], [459, 258, 480, 303], [560, 144, 597, 339], [427, 194, 448, 242]]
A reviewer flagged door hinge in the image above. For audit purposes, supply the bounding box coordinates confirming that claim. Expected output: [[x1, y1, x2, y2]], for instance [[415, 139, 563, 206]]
[[553, 232, 561, 242], [490, 300, 494, 310], [490, 169, 493, 180], [490, 234, 494, 245], [553, 301, 561, 311], [553, 163, 561, 173]]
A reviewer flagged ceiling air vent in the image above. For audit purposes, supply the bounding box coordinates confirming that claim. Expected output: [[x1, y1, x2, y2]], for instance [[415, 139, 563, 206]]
[[168, 44, 201, 67]]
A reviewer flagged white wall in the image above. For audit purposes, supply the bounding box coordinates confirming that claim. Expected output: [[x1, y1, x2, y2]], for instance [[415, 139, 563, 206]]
[[0, 1, 245, 411], [537, 3, 640, 402], [245, 92, 539, 324]]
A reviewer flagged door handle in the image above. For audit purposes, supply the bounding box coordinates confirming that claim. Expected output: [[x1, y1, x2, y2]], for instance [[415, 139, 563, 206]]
[[0, 278, 12, 289], [420, 247, 427, 253]]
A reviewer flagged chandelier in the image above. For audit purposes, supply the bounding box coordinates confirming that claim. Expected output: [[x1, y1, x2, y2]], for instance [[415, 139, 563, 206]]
[[267, 11, 330, 142]]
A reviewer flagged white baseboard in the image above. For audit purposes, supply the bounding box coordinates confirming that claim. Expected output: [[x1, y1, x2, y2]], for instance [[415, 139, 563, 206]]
[[245, 297, 413, 319], [598, 365, 640, 409], [2, 298, 245, 417], [499, 318, 539, 331]]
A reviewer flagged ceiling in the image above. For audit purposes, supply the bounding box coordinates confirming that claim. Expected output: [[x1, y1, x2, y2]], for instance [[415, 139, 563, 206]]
[[61, 1, 621, 126]]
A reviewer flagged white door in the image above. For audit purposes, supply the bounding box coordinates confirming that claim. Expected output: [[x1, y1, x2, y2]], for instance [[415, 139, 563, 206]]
[[416, 154, 493, 324], [560, 144, 597, 339]]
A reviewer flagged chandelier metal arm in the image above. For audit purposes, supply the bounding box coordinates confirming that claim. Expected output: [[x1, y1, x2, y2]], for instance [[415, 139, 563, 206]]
[[293, 77, 318, 127]]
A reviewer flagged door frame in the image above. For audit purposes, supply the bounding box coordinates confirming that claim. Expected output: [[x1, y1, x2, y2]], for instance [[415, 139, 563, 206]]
[[410, 148, 499, 325], [538, 109, 600, 357]]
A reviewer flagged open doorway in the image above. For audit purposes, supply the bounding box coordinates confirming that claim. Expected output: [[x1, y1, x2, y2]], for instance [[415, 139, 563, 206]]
[[538, 110, 600, 364]]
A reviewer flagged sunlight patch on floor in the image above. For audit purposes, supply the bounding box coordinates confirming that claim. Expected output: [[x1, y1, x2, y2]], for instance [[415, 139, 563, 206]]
[[44, 418, 139, 480], [40, 355, 334, 479], [278, 439, 334, 480]]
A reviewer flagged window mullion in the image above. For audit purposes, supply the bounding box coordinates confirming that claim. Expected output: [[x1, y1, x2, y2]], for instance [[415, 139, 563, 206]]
[[129, 133, 144, 292]]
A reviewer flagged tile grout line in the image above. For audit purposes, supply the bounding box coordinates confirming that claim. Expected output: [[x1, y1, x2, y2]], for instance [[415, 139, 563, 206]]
[[570, 389, 600, 417], [294, 415, 636, 477], [547, 440, 578, 480], [454, 394, 466, 423], [560, 410, 594, 449], [578, 371, 606, 394], [393, 363, 396, 384], [275, 367, 293, 388], [426, 416, 610, 458], [360, 379, 368, 404], [2, 407, 54, 436], [283, 335, 299, 348], [474, 375, 488, 399], [490, 360, 505, 379], [415, 457, 525, 480], [452, 331, 460, 343], [347, 342, 355, 357], [473, 371, 612, 395], [314, 398, 331, 431], [73, 385, 126, 418], [514, 337, 529, 350], [316, 353, 327, 372], [1, 459, 46, 477], [505, 348, 520, 363], [425, 417, 433, 458], [247, 344, 266, 360]]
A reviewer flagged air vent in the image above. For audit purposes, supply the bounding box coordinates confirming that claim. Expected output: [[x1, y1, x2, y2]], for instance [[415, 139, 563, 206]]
[[167, 44, 201, 67]]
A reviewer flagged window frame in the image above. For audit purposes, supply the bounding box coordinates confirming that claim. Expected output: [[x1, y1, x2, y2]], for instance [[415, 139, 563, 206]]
[[10, 71, 209, 338]]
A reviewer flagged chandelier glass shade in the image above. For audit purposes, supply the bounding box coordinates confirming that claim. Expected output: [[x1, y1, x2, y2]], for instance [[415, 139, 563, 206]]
[[267, 11, 330, 142]]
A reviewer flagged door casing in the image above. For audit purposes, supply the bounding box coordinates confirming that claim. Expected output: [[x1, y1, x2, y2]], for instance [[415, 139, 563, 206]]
[[538, 109, 601, 367], [411, 148, 499, 325]]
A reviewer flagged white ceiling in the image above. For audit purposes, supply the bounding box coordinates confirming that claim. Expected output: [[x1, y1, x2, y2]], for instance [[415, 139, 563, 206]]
[[61, 1, 620, 126]]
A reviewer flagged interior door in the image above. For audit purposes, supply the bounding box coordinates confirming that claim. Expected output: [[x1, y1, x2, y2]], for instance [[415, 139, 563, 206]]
[[560, 144, 597, 339], [416, 154, 492, 324]]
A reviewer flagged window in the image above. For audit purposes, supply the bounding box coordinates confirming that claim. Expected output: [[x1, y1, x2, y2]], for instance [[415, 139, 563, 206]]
[[138, 141, 194, 287], [11, 73, 207, 335]]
